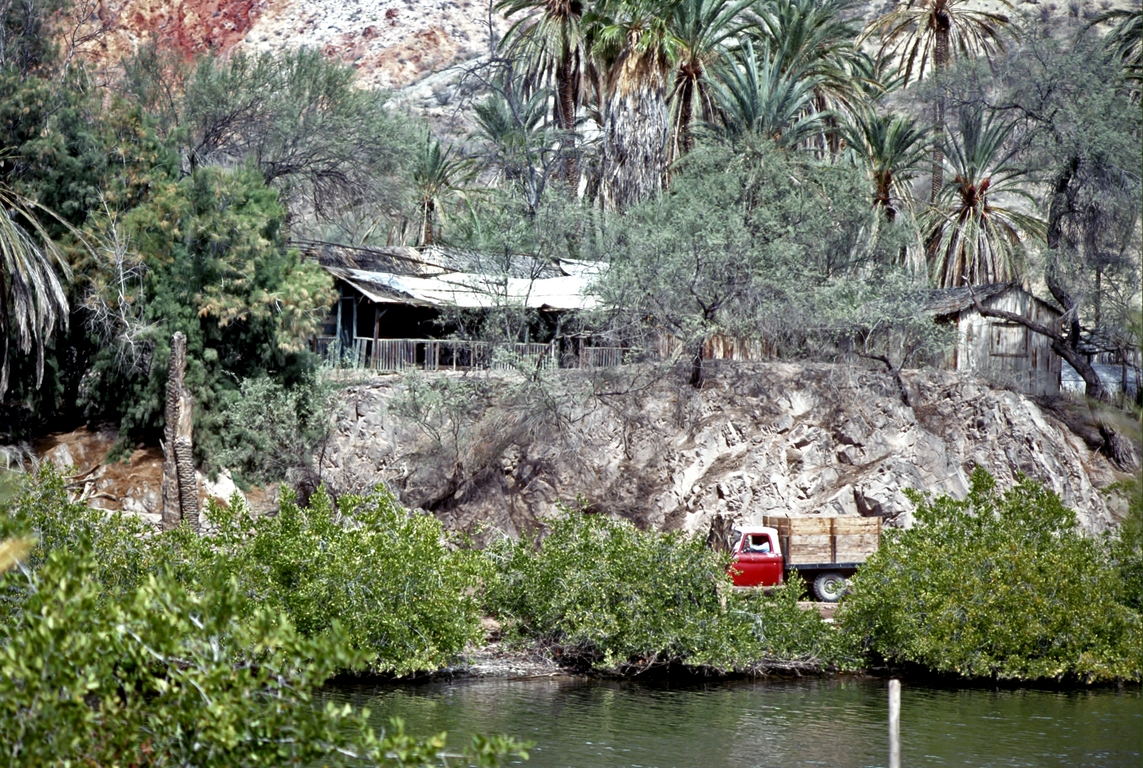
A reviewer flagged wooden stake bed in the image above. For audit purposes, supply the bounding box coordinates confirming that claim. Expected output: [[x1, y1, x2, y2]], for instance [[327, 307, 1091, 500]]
[[762, 515, 881, 567]]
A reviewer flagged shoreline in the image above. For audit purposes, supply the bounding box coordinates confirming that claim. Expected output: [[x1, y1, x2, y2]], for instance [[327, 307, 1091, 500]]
[[326, 638, 1143, 691]]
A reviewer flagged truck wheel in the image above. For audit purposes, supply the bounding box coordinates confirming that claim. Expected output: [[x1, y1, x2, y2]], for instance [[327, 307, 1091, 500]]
[[813, 572, 846, 603]]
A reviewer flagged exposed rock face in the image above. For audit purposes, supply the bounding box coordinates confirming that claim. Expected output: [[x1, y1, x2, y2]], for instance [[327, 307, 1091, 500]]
[[320, 363, 1125, 540], [36, 428, 249, 528]]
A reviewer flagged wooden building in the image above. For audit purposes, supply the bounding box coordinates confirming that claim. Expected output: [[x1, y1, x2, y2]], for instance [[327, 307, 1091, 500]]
[[303, 241, 622, 371], [927, 283, 1063, 397]]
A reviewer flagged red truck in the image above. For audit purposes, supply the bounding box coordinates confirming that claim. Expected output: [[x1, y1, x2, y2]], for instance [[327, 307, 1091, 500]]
[[728, 515, 882, 602]]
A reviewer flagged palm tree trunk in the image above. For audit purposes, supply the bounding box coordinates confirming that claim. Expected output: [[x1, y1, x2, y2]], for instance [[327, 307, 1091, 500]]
[[674, 70, 697, 160], [556, 53, 580, 186], [421, 198, 436, 246], [161, 332, 199, 531], [601, 50, 670, 211], [930, 23, 950, 203]]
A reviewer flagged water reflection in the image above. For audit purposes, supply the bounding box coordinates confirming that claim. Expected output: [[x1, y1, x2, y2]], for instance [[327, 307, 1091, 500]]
[[327, 677, 1141, 768]]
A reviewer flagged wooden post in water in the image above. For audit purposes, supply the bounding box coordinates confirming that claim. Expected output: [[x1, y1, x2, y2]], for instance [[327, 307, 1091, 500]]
[[889, 678, 901, 768]]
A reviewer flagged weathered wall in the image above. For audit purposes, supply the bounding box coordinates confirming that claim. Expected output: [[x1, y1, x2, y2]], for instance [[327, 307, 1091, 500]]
[[952, 291, 1062, 397], [319, 362, 1128, 540]]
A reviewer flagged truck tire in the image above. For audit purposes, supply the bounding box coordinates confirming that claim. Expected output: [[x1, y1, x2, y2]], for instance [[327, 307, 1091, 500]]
[[813, 572, 846, 602]]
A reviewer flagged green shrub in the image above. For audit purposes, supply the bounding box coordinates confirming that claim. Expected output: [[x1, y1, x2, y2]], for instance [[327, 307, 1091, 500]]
[[0, 539, 526, 766], [0, 470, 527, 766], [484, 510, 845, 671], [216, 371, 339, 487], [0, 465, 159, 622], [839, 469, 1143, 682], [198, 487, 486, 675], [1107, 478, 1143, 613]]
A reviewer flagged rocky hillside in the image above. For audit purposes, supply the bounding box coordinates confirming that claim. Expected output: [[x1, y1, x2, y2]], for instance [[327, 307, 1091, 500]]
[[81, 0, 505, 88], [319, 363, 1135, 539]]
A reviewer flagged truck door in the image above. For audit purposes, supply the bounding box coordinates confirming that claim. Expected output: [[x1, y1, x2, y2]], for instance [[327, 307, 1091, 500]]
[[730, 533, 783, 587]]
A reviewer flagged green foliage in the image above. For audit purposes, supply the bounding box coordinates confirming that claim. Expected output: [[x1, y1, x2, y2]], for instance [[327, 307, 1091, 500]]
[[216, 371, 340, 486], [840, 469, 1143, 682], [182, 47, 415, 217], [81, 165, 334, 460], [0, 467, 527, 766], [0, 465, 157, 620], [484, 509, 846, 671], [594, 141, 932, 368], [197, 487, 487, 675], [1108, 478, 1143, 613]]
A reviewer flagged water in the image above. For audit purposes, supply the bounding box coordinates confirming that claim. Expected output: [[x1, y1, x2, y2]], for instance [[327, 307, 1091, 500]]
[[327, 677, 1141, 768]]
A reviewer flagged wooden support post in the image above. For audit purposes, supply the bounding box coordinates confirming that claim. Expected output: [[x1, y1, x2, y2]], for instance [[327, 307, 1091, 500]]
[[889, 679, 901, 768], [372, 306, 381, 370]]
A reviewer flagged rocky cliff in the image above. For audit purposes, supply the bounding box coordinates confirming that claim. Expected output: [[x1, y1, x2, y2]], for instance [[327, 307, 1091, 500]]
[[319, 362, 1132, 539]]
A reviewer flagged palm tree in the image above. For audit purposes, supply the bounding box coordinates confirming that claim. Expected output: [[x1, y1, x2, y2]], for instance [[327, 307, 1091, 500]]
[[863, 0, 1015, 199], [925, 107, 1044, 287], [1090, 8, 1142, 99], [587, 0, 682, 211], [0, 184, 70, 401], [472, 86, 554, 214], [710, 39, 826, 148], [751, 0, 877, 155], [842, 109, 930, 223], [497, 0, 588, 184], [411, 136, 476, 246], [668, 0, 757, 160]]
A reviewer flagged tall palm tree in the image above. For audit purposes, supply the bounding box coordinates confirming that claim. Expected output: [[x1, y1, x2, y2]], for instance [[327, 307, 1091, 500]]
[[863, 0, 1015, 200], [0, 185, 70, 400], [668, 0, 757, 161], [497, 0, 588, 184], [842, 109, 930, 223], [587, 0, 683, 211], [751, 0, 876, 155], [925, 107, 1044, 287], [710, 39, 826, 147]]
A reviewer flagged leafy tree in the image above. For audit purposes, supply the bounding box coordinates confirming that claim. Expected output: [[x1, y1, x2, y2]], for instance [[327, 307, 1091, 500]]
[[840, 468, 1142, 682], [924, 106, 1043, 287], [81, 165, 334, 461], [216, 371, 339, 493], [182, 48, 415, 219], [594, 142, 919, 385], [945, 27, 1141, 401]]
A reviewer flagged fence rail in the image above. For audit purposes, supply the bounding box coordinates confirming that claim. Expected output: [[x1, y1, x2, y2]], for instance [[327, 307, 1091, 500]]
[[313, 337, 634, 372]]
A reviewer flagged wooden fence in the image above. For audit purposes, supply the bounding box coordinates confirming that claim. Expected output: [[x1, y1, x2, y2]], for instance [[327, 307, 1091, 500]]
[[313, 336, 632, 372]]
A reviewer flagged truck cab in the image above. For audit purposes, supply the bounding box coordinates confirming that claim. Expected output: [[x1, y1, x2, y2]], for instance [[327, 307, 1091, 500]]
[[728, 526, 784, 589]]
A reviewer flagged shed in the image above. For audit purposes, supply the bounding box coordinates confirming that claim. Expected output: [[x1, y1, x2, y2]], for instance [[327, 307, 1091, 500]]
[[927, 283, 1063, 396]]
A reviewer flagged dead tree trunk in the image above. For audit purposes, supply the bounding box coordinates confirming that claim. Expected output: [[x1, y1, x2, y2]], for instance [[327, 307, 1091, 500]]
[[161, 332, 198, 531]]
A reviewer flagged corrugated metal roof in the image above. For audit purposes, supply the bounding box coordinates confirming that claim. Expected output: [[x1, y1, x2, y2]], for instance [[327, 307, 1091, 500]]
[[327, 266, 601, 310]]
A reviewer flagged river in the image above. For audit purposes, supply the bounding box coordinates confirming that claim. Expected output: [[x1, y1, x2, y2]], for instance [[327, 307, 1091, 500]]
[[328, 677, 1141, 767]]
